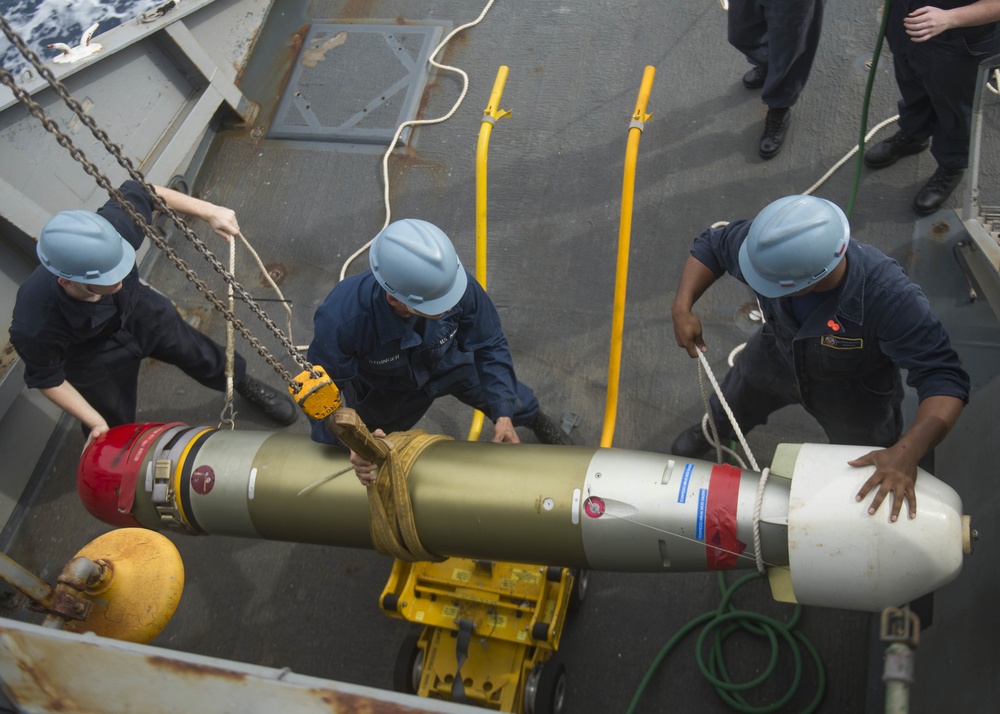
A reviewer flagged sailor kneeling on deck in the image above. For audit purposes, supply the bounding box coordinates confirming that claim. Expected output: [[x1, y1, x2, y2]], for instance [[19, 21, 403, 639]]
[[9, 181, 298, 448], [307, 218, 570, 482]]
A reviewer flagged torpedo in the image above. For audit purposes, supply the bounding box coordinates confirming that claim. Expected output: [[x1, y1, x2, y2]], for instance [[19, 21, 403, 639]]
[[77, 422, 973, 613]]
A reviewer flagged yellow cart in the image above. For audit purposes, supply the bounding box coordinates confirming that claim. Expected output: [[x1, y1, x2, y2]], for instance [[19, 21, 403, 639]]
[[383, 558, 586, 713]]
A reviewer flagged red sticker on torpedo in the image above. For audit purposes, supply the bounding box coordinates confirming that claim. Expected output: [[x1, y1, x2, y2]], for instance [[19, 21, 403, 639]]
[[583, 496, 605, 518], [191, 465, 215, 495]]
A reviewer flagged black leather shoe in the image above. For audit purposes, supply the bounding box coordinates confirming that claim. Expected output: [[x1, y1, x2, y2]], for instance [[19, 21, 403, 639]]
[[864, 131, 929, 169], [758, 107, 790, 160], [525, 411, 572, 445], [670, 422, 713, 459], [236, 375, 298, 426], [913, 167, 964, 215], [742, 66, 767, 89]]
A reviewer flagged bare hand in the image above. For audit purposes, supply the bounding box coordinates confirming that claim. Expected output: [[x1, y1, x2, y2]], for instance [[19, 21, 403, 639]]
[[83, 422, 109, 451], [492, 416, 520, 444], [672, 308, 707, 358], [205, 205, 240, 241], [904, 7, 953, 42], [850, 446, 919, 522], [351, 428, 392, 485]]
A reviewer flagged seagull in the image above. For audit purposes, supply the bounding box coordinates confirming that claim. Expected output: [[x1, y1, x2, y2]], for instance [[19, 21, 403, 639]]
[[46, 23, 102, 64]]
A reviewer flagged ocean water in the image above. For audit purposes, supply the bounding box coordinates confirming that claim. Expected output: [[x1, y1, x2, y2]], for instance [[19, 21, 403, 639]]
[[0, 0, 165, 79]]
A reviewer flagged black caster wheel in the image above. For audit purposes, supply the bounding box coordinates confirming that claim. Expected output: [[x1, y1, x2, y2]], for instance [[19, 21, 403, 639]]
[[393, 631, 424, 694], [524, 660, 567, 714]]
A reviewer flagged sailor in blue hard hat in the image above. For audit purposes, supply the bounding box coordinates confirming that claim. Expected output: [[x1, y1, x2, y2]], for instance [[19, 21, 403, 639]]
[[308, 218, 572, 483], [9, 182, 298, 447], [668, 195, 968, 523]]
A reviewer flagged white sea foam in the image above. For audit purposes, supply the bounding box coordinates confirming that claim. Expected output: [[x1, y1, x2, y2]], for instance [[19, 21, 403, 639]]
[[1, 0, 167, 77]]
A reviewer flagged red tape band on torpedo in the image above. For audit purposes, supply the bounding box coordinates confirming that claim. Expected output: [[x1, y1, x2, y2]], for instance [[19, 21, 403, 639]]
[[705, 463, 743, 570]]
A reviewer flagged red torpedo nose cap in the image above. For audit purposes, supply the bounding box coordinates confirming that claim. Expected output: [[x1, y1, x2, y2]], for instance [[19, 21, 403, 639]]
[[77, 422, 182, 527]]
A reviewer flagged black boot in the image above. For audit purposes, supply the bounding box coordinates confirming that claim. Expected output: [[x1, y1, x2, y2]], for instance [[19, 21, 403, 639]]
[[670, 422, 713, 459], [742, 65, 767, 89], [758, 107, 790, 160], [236, 375, 298, 426], [864, 131, 929, 169], [525, 411, 573, 446], [913, 166, 964, 215]]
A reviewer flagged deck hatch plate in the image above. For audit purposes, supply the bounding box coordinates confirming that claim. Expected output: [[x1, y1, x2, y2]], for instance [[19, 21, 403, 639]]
[[268, 22, 446, 145]]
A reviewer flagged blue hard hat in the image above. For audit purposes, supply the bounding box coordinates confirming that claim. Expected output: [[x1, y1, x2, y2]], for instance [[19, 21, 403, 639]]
[[369, 219, 467, 314], [37, 210, 135, 286], [738, 196, 850, 298]]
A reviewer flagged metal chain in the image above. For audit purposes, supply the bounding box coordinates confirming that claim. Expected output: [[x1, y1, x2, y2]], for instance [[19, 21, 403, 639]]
[[0, 13, 319, 389]]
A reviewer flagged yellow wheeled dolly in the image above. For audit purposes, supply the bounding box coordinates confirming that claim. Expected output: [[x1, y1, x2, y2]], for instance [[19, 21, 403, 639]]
[[381, 557, 585, 713], [302, 386, 585, 712]]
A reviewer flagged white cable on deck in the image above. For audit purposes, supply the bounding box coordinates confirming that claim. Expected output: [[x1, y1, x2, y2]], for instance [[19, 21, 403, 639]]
[[339, 0, 498, 281]]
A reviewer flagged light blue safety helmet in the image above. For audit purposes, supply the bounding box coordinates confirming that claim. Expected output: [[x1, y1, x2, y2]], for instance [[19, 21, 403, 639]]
[[37, 210, 136, 286], [738, 195, 850, 298], [369, 218, 467, 314]]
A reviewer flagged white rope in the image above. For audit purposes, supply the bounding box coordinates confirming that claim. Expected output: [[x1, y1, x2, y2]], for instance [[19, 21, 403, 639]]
[[338, 0, 498, 282], [696, 351, 759, 472], [219, 235, 237, 429], [752, 466, 771, 574], [801, 114, 900, 196], [727, 342, 745, 367], [235, 231, 296, 349], [217, 229, 302, 428]]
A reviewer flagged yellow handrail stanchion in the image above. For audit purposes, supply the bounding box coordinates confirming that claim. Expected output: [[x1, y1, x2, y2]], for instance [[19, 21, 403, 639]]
[[601, 66, 655, 448], [468, 66, 512, 441]]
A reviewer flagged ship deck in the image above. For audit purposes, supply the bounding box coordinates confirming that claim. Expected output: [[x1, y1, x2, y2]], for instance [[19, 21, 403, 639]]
[[2, 1, 999, 712]]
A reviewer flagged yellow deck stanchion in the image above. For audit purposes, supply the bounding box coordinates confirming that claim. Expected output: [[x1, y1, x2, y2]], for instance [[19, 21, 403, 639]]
[[601, 66, 655, 448], [468, 66, 512, 442]]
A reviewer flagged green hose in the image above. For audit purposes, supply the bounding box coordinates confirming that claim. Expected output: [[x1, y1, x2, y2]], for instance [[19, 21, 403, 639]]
[[847, 0, 893, 218], [625, 572, 826, 714]]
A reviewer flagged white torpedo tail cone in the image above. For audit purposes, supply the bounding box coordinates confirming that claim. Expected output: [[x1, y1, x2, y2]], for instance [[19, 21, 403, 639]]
[[77, 424, 972, 613], [783, 443, 967, 611]]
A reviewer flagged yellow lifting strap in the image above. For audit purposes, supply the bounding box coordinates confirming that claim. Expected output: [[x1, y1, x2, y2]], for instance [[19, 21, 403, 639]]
[[328, 409, 449, 562]]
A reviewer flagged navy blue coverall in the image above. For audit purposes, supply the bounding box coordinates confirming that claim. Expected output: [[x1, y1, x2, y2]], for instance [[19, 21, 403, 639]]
[[307, 270, 539, 445], [690, 220, 970, 448], [727, 0, 826, 109], [9, 181, 246, 431], [887, 0, 1000, 170]]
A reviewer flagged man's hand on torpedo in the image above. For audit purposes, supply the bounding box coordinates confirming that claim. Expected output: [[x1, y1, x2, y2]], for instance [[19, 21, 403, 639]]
[[850, 444, 919, 522]]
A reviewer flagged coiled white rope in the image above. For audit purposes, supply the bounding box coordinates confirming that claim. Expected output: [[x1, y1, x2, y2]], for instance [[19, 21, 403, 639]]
[[338, 0, 498, 282]]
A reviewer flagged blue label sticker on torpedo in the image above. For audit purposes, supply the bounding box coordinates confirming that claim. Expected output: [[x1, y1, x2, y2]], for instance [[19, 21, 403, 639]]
[[696, 488, 708, 540], [678, 463, 693, 503]]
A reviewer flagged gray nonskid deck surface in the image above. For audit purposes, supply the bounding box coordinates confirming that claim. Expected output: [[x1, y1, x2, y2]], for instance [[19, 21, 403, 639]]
[[3, 1, 998, 712]]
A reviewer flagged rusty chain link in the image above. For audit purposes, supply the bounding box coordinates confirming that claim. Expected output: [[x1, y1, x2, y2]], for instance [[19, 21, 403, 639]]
[[0, 13, 320, 389]]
